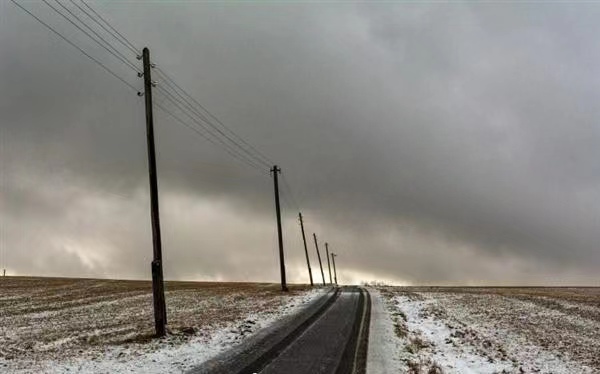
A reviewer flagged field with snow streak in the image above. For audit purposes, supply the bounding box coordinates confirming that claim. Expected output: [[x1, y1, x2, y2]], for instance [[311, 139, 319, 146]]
[[0, 276, 322, 373], [376, 287, 600, 374]]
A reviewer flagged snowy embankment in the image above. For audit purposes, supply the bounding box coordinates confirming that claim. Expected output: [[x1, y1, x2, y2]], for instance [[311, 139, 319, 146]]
[[370, 287, 599, 374], [0, 277, 324, 374]]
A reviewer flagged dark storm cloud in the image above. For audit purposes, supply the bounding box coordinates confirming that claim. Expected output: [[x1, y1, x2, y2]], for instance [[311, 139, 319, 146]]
[[1, 2, 599, 285]]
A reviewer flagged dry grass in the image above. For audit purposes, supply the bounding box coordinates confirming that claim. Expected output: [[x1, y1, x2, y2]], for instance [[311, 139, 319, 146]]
[[407, 357, 444, 374], [406, 335, 430, 354]]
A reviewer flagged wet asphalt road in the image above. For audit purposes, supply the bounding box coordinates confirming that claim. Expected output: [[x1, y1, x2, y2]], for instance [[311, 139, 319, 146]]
[[259, 287, 363, 374]]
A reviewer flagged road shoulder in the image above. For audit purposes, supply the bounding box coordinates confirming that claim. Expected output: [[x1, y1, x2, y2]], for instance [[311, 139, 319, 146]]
[[365, 287, 404, 373]]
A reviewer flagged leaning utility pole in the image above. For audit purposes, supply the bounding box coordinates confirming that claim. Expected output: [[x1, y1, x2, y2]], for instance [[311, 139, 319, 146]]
[[141, 47, 167, 337], [298, 212, 313, 286], [325, 242, 333, 285], [331, 253, 338, 285], [313, 233, 326, 286], [271, 165, 288, 292]]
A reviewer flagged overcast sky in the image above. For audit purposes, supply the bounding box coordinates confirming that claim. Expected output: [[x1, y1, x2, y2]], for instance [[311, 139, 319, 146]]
[[1, 1, 599, 285]]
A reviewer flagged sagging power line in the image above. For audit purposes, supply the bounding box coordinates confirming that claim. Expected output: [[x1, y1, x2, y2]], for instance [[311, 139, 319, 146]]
[[9, 0, 138, 92], [75, 0, 140, 55], [12, 0, 273, 172], [46, 0, 140, 73]]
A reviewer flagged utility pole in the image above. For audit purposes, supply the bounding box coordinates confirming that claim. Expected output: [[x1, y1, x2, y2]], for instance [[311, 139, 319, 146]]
[[331, 253, 338, 285], [325, 242, 333, 285], [313, 233, 326, 286], [141, 47, 167, 337], [298, 212, 313, 286], [271, 165, 288, 292]]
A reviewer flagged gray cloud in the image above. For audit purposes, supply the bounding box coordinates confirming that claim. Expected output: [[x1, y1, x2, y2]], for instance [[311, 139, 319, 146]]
[[1, 2, 599, 285]]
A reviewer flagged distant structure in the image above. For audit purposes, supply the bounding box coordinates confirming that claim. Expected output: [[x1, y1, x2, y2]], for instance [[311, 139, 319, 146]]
[[2, 269, 5, 277]]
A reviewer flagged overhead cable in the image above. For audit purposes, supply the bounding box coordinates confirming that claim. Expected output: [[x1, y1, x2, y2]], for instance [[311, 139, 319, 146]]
[[10, 0, 138, 92], [80, 0, 140, 55], [154, 100, 268, 174], [155, 67, 274, 166], [41, 0, 140, 73], [155, 85, 270, 172]]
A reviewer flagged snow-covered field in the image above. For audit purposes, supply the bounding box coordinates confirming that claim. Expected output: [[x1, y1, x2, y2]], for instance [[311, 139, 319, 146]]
[[0, 277, 323, 373], [372, 287, 600, 374]]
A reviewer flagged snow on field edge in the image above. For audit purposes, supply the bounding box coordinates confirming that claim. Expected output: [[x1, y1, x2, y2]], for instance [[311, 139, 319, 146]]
[[373, 288, 596, 374], [0, 288, 326, 374]]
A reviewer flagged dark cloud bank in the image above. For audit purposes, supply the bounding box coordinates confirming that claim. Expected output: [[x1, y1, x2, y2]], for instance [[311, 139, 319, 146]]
[[1, 2, 599, 285]]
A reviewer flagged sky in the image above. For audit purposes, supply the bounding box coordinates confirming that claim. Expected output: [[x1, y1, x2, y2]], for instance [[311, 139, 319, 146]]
[[1, 1, 599, 286]]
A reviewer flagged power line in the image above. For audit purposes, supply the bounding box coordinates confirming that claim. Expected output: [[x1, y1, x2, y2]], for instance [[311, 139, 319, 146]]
[[154, 68, 273, 168], [277, 181, 294, 211], [155, 83, 270, 169], [154, 67, 275, 166], [42, 0, 139, 73], [154, 100, 268, 174], [10, 0, 138, 92], [155, 85, 270, 172], [38, 0, 266, 171], [70, 0, 139, 56], [282, 191, 299, 215], [156, 100, 267, 174], [154, 69, 272, 167], [281, 172, 301, 211], [70, 0, 275, 172], [80, 0, 139, 55], [13, 0, 270, 175], [280, 182, 297, 213], [54, 0, 140, 72]]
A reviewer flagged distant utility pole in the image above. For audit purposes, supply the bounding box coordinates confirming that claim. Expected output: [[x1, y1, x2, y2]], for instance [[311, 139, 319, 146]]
[[331, 253, 338, 285], [313, 233, 326, 286], [325, 242, 333, 285], [2, 269, 5, 277], [141, 47, 167, 337], [271, 165, 288, 292], [298, 212, 313, 286]]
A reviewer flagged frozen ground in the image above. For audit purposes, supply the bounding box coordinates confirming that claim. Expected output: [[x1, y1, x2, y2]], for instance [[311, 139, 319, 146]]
[[373, 287, 600, 374], [0, 277, 323, 373]]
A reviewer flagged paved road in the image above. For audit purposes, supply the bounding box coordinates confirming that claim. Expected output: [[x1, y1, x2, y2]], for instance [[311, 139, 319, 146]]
[[259, 287, 365, 374]]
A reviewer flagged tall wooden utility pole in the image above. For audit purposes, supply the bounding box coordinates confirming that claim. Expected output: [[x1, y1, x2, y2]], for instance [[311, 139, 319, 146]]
[[298, 212, 313, 286], [331, 253, 338, 285], [141, 47, 167, 337], [271, 165, 288, 292], [325, 242, 333, 285], [313, 233, 326, 286]]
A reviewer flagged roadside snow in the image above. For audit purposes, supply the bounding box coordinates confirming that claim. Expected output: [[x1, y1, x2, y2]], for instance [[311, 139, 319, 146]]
[[365, 288, 404, 373], [397, 295, 512, 373], [374, 288, 597, 374], [0, 285, 325, 374]]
